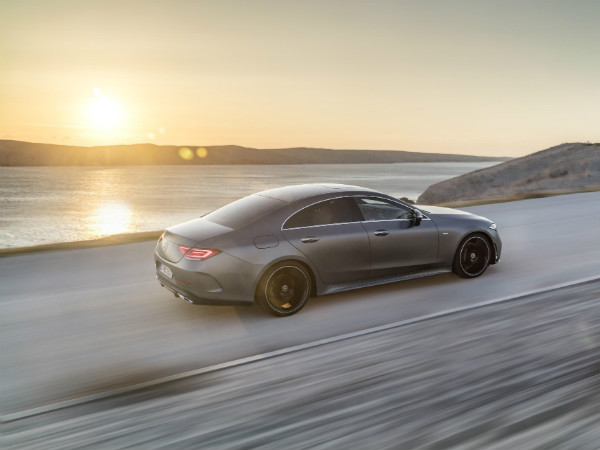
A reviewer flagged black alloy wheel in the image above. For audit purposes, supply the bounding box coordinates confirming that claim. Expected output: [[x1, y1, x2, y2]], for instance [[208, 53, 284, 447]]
[[257, 262, 311, 316], [453, 234, 491, 278]]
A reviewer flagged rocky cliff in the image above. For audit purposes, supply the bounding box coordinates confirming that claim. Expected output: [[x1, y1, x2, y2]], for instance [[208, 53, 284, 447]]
[[418, 143, 600, 204]]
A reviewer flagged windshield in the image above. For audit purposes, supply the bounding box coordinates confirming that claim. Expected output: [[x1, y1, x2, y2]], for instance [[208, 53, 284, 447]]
[[203, 194, 284, 229]]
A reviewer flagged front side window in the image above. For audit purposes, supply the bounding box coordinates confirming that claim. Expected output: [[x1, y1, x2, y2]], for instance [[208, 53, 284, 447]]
[[283, 197, 364, 229], [356, 197, 412, 221]]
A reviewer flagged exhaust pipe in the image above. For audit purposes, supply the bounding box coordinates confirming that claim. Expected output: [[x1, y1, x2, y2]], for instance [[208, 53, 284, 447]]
[[162, 283, 194, 304], [176, 292, 194, 304]]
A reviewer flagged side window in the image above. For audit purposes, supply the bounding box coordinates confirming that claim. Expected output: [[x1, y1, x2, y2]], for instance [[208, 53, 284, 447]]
[[356, 197, 412, 221], [283, 197, 364, 229]]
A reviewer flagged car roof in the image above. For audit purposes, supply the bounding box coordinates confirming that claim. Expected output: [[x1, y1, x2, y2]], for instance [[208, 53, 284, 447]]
[[255, 183, 379, 203]]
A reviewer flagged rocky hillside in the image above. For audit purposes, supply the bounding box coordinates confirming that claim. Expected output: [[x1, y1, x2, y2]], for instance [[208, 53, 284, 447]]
[[418, 143, 600, 204]]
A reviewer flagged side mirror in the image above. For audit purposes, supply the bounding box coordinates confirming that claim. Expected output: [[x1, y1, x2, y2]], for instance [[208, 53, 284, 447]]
[[411, 209, 423, 226]]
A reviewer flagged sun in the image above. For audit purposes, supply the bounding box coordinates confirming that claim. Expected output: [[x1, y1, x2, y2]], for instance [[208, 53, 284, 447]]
[[87, 88, 124, 130]]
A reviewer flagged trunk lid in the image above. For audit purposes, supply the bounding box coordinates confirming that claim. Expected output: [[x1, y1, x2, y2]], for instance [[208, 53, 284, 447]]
[[156, 218, 232, 263]]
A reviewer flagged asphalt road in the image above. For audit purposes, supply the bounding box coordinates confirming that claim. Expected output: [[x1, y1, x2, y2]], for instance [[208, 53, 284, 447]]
[[2, 191, 600, 415], [5, 280, 600, 450]]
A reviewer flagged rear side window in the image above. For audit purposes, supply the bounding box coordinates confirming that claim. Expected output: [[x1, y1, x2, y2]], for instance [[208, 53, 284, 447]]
[[204, 194, 284, 229], [283, 197, 364, 229]]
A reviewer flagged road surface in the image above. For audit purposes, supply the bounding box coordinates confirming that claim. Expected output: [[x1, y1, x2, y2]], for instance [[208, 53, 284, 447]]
[[3, 279, 600, 449], [1, 191, 600, 415]]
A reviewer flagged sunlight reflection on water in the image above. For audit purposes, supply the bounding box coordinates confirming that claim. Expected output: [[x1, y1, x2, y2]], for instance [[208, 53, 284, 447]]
[[88, 202, 133, 236]]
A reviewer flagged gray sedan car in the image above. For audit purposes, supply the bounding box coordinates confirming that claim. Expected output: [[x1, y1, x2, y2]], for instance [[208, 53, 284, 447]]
[[155, 184, 501, 316]]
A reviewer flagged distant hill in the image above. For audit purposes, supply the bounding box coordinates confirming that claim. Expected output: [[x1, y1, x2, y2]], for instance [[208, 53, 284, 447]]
[[418, 143, 600, 204], [0, 140, 508, 166]]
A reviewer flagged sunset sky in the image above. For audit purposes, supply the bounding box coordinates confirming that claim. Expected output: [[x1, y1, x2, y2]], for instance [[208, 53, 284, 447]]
[[1, 0, 599, 157]]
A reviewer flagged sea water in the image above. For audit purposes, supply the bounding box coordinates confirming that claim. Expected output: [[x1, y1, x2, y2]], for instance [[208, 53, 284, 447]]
[[0, 162, 498, 248]]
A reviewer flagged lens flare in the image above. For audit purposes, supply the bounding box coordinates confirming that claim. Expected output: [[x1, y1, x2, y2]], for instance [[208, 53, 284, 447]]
[[179, 147, 194, 160], [196, 147, 208, 158]]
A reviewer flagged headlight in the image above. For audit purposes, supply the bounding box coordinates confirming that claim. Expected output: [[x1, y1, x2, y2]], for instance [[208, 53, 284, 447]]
[[489, 223, 497, 230]]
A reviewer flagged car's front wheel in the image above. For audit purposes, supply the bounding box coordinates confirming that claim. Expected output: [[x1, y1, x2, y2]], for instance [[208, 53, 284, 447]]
[[257, 262, 311, 317], [453, 234, 491, 278]]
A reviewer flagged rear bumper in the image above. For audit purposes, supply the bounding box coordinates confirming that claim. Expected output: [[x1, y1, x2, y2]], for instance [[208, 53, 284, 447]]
[[154, 248, 258, 306], [156, 273, 252, 306]]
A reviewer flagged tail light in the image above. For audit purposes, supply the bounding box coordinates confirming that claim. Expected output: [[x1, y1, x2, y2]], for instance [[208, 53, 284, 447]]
[[177, 245, 221, 261]]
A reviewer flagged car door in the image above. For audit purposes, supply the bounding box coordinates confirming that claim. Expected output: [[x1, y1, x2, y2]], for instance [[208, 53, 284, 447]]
[[356, 197, 439, 277], [281, 197, 370, 285]]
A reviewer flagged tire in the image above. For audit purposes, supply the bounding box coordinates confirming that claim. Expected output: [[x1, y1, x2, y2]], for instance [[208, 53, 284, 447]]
[[453, 234, 491, 278], [256, 262, 311, 317]]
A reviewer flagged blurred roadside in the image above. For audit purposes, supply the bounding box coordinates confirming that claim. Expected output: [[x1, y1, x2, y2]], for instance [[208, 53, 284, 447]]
[[4, 280, 600, 450]]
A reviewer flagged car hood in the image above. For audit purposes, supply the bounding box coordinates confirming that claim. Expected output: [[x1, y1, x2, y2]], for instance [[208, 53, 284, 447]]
[[415, 205, 471, 216], [416, 204, 495, 227]]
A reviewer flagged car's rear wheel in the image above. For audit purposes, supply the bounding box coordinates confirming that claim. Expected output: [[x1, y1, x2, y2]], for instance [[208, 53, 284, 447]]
[[257, 262, 311, 317], [453, 234, 491, 278]]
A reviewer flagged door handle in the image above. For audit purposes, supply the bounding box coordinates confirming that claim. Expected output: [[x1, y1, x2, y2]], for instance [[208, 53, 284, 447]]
[[373, 230, 389, 236], [301, 236, 319, 243]]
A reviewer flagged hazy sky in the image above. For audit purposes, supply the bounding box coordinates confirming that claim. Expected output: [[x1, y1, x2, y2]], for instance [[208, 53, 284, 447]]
[[1, 0, 599, 157]]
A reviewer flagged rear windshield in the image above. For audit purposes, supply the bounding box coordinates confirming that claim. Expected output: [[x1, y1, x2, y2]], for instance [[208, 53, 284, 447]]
[[203, 194, 284, 229]]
